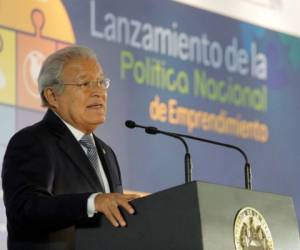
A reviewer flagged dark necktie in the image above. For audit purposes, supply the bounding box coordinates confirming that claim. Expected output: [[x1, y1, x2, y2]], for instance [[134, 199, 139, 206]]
[[79, 134, 105, 189]]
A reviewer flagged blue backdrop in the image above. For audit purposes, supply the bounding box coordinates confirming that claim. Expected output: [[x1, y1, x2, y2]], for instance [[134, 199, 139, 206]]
[[63, 0, 300, 223]]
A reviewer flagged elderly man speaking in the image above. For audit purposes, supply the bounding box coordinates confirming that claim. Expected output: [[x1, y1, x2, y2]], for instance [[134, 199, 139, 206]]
[[2, 46, 138, 250]]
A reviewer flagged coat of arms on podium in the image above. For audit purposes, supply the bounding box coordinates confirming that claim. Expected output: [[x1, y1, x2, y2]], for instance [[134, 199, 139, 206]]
[[234, 207, 274, 250]]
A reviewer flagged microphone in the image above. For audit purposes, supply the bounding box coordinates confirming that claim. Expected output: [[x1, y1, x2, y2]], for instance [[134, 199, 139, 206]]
[[125, 120, 193, 183], [125, 120, 252, 190], [124, 120, 137, 129]]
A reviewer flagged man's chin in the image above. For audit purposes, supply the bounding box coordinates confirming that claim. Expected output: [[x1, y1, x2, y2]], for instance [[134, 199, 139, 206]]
[[91, 116, 106, 126]]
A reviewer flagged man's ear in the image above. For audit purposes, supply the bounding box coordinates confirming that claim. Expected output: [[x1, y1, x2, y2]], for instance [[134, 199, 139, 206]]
[[43, 87, 59, 108]]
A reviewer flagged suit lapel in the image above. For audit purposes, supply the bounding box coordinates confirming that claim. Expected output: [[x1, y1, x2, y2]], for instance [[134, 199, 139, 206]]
[[42, 110, 103, 192], [58, 134, 104, 192]]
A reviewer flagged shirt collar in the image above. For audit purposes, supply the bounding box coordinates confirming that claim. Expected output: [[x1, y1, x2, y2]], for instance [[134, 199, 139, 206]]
[[53, 112, 91, 142]]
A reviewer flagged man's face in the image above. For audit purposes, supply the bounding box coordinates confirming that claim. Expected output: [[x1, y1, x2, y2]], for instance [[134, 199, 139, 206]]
[[53, 57, 107, 133]]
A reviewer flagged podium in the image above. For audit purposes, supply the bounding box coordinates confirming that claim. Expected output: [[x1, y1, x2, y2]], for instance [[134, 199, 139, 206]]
[[75, 181, 300, 249]]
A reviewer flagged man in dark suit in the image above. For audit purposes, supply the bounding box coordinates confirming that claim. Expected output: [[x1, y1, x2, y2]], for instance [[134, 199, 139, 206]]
[[2, 46, 138, 250]]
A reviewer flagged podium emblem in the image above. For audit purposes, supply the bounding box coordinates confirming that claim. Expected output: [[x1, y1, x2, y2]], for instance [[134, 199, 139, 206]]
[[234, 207, 274, 250]]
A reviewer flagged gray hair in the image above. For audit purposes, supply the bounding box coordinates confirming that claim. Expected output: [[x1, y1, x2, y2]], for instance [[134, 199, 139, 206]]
[[38, 45, 99, 107]]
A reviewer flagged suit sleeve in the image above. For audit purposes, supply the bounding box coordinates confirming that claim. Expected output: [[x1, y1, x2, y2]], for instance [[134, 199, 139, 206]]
[[2, 129, 93, 232]]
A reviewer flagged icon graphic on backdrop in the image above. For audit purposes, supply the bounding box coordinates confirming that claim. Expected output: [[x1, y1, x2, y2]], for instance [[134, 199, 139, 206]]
[[17, 10, 55, 111], [0, 0, 76, 110], [23, 50, 45, 99]]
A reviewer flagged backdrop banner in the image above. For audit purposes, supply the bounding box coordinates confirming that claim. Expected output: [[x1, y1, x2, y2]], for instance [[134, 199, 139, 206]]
[[0, 0, 299, 245]]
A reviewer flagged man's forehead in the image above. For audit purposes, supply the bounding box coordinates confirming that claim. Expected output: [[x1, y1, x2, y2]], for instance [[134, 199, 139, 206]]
[[62, 58, 103, 78], [75, 72, 105, 80]]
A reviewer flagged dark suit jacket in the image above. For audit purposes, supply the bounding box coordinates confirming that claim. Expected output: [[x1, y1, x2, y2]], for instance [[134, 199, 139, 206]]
[[2, 109, 123, 250]]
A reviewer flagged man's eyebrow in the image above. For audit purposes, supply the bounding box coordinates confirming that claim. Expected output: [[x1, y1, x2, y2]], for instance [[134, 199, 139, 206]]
[[75, 74, 88, 81]]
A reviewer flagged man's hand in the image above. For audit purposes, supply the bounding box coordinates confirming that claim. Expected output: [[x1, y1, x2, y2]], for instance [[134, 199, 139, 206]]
[[94, 193, 139, 227]]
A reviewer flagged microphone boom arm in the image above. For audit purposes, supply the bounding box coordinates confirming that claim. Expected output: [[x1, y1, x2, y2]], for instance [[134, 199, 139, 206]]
[[149, 129, 193, 183], [126, 121, 193, 183]]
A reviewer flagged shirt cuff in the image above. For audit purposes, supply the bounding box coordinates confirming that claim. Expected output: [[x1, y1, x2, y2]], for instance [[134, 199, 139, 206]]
[[87, 192, 102, 217]]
